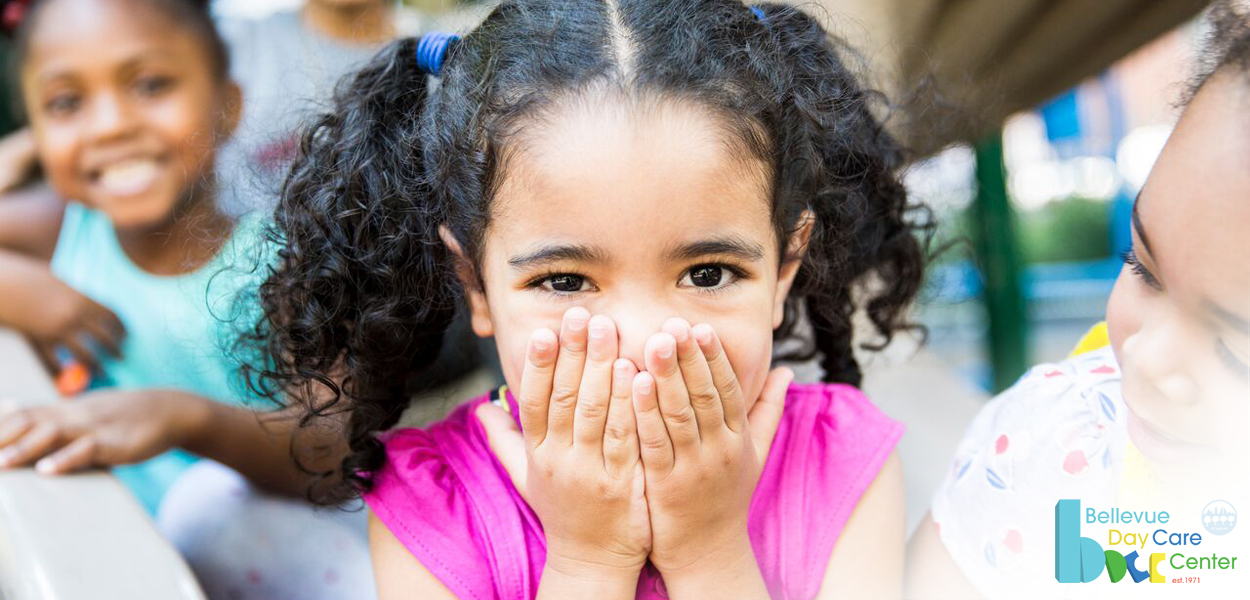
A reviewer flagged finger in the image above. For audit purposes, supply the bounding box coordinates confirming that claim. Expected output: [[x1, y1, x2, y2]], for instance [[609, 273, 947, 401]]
[[546, 307, 591, 446], [0, 421, 62, 468], [693, 323, 747, 433], [748, 367, 793, 463], [603, 358, 639, 476], [476, 403, 530, 502], [33, 342, 60, 375], [663, 318, 724, 439], [573, 314, 617, 448], [35, 434, 97, 475], [89, 300, 126, 340], [644, 332, 699, 452], [62, 337, 101, 375], [0, 407, 35, 449], [518, 328, 558, 446], [631, 371, 673, 474], [84, 318, 124, 358]]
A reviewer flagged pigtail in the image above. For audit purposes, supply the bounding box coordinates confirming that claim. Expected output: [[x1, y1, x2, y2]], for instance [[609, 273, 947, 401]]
[[242, 38, 460, 501], [757, 3, 932, 386]]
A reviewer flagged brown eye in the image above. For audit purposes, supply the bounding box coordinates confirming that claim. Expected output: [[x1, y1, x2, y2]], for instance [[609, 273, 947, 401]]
[[680, 264, 741, 294], [46, 93, 81, 116], [134, 75, 174, 97], [544, 274, 585, 293], [689, 266, 723, 287]]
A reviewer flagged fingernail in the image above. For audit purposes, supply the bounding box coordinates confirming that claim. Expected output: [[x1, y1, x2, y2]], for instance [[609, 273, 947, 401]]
[[637, 374, 653, 394], [532, 331, 554, 352], [35, 459, 54, 474], [657, 339, 674, 359], [588, 318, 607, 340], [671, 325, 688, 343], [566, 310, 588, 331], [693, 325, 712, 345]]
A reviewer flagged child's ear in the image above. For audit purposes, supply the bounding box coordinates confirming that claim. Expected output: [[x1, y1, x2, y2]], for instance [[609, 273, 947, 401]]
[[438, 224, 494, 338], [772, 209, 815, 329], [220, 81, 243, 141]]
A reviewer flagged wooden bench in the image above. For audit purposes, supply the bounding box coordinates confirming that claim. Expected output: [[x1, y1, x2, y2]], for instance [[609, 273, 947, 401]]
[[0, 328, 205, 600]]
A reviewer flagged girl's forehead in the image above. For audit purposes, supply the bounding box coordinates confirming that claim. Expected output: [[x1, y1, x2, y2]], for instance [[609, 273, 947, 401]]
[[25, 0, 187, 65], [1138, 72, 1250, 311], [486, 95, 775, 262]]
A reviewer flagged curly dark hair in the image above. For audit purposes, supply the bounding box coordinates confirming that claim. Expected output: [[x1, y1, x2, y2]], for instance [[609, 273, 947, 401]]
[[242, 0, 934, 504], [1190, 0, 1250, 99]]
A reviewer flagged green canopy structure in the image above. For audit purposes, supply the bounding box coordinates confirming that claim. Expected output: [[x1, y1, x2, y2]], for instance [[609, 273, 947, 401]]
[[811, 0, 1209, 153]]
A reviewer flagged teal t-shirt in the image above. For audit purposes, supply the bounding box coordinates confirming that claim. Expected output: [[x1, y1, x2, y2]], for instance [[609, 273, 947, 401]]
[[49, 202, 271, 514]]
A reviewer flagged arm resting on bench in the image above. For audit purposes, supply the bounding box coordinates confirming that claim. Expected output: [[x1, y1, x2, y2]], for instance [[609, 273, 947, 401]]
[[0, 328, 205, 600]]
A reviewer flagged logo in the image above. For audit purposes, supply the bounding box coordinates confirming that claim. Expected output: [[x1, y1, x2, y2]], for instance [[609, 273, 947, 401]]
[[1055, 499, 1164, 583], [1202, 501, 1237, 536]]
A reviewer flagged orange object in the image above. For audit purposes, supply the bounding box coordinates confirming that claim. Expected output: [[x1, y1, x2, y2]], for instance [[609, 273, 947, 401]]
[[55, 361, 90, 396]]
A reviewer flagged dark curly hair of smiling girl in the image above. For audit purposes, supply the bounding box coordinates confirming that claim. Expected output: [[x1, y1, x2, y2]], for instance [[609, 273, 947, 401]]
[[243, 0, 932, 510]]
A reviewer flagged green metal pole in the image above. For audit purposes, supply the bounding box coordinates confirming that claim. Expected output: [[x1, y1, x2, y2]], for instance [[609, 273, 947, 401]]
[[973, 132, 1028, 392], [0, 43, 14, 135]]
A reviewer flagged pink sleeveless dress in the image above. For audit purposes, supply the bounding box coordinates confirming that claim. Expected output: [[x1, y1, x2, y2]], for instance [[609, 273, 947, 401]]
[[364, 382, 902, 600]]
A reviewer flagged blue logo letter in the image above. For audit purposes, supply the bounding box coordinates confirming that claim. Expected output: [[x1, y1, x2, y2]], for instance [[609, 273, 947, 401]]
[[1056, 499, 1106, 583]]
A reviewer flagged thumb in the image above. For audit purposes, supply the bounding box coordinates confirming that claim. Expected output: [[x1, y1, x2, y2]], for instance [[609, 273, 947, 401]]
[[747, 366, 793, 463], [476, 402, 529, 502]]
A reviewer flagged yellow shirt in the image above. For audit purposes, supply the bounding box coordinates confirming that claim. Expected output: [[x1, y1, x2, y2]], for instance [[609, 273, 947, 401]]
[[1067, 322, 1165, 506]]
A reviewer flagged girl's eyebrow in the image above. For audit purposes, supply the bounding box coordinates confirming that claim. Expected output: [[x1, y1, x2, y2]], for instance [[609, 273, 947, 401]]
[[1131, 196, 1155, 257], [121, 51, 177, 68], [36, 50, 178, 85], [1206, 300, 1250, 335], [506, 236, 765, 271], [508, 244, 608, 270], [663, 237, 765, 262]]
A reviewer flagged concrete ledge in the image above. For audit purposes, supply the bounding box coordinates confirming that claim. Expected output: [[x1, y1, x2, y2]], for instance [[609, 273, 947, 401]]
[[0, 329, 204, 600]]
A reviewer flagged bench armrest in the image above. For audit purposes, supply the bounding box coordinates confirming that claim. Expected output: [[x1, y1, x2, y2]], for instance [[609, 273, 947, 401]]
[[0, 329, 205, 600]]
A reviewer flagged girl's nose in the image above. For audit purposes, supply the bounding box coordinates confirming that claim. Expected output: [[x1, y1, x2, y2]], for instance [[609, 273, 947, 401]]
[[86, 93, 138, 142], [595, 302, 669, 369], [611, 314, 659, 369], [1123, 307, 1200, 405]]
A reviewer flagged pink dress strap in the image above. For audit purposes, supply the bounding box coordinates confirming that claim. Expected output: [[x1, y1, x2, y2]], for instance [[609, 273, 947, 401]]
[[364, 383, 903, 600], [365, 389, 543, 600], [749, 382, 904, 599]]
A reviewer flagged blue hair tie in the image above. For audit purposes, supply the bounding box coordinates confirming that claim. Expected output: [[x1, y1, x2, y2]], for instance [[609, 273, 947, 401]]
[[750, 5, 767, 23], [416, 32, 459, 76]]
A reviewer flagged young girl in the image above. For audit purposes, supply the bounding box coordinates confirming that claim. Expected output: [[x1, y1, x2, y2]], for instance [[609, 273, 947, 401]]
[[251, 1, 931, 598], [0, 0, 377, 597], [907, 2, 1250, 597]]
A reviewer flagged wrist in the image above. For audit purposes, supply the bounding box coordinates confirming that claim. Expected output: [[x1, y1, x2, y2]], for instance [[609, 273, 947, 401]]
[[544, 549, 644, 582], [170, 391, 215, 452], [540, 554, 640, 600], [656, 536, 768, 599]]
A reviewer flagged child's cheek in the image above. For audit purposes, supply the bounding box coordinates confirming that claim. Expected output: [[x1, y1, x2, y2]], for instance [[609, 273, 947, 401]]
[[160, 102, 217, 184], [1106, 267, 1143, 362], [35, 131, 87, 204], [714, 321, 774, 411], [496, 326, 533, 398], [493, 310, 568, 397]]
